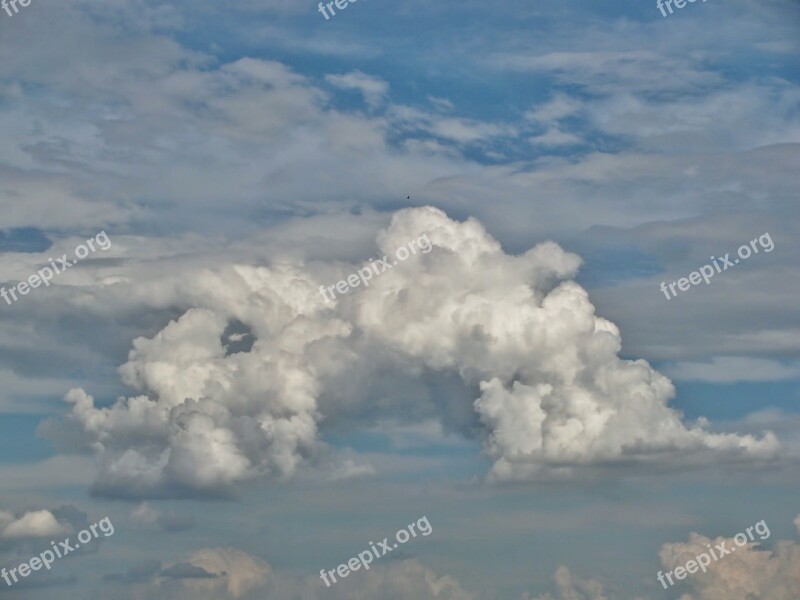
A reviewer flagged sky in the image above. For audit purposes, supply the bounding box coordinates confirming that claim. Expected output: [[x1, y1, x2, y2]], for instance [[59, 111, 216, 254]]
[[0, 0, 799, 598]]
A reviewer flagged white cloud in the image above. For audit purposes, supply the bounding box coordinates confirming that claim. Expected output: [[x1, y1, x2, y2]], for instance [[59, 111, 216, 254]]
[[172, 547, 271, 598], [486, 49, 723, 94], [0, 509, 70, 540], [529, 126, 582, 148], [526, 96, 581, 123], [325, 71, 389, 109], [658, 523, 800, 600], [130, 502, 195, 532], [43, 207, 778, 497], [387, 104, 512, 146], [131, 502, 160, 525], [533, 515, 800, 600], [587, 84, 800, 153]]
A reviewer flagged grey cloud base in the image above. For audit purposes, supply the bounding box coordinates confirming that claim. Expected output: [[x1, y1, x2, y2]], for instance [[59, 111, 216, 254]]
[[44, 207, 778, 497]]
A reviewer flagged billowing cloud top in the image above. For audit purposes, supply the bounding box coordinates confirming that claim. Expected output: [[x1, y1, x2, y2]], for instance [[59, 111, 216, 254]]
[[658, 524, 800, 600], [46, 207, 778, 498], [0, 509, 70, 540]]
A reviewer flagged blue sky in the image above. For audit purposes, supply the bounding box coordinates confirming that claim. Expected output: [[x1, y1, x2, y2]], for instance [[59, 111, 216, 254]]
[[0, 0, 799, 598]]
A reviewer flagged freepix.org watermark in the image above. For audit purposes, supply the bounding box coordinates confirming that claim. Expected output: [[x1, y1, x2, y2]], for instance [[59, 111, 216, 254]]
[[1, 0, 32, 18], [1, 231, 111, 306], [318, 234, 432, 303], [657, 519, 770, 589], [657, 0, 707, 18], [317, 0, 365, 21], [319, 516, 432, 587], [659, 232, 774, 300], [1, 517, 115, 588]]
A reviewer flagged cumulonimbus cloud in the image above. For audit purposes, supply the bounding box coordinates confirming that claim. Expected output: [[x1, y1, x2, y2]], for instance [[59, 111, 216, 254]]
[[44, 207, 779, 497]]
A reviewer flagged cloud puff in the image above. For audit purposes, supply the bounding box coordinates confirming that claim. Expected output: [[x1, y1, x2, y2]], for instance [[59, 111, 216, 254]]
[[532, 516, 800, 600], [131, 502, 195, 532], [657, 518, 800, 600], [0, 509, 70, 540], [45, 207, 778, 497], [164, 548, 269, 597]]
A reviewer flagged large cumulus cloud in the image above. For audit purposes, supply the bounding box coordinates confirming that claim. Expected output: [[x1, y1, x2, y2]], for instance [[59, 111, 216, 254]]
[[44, 207, 778, 497]]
